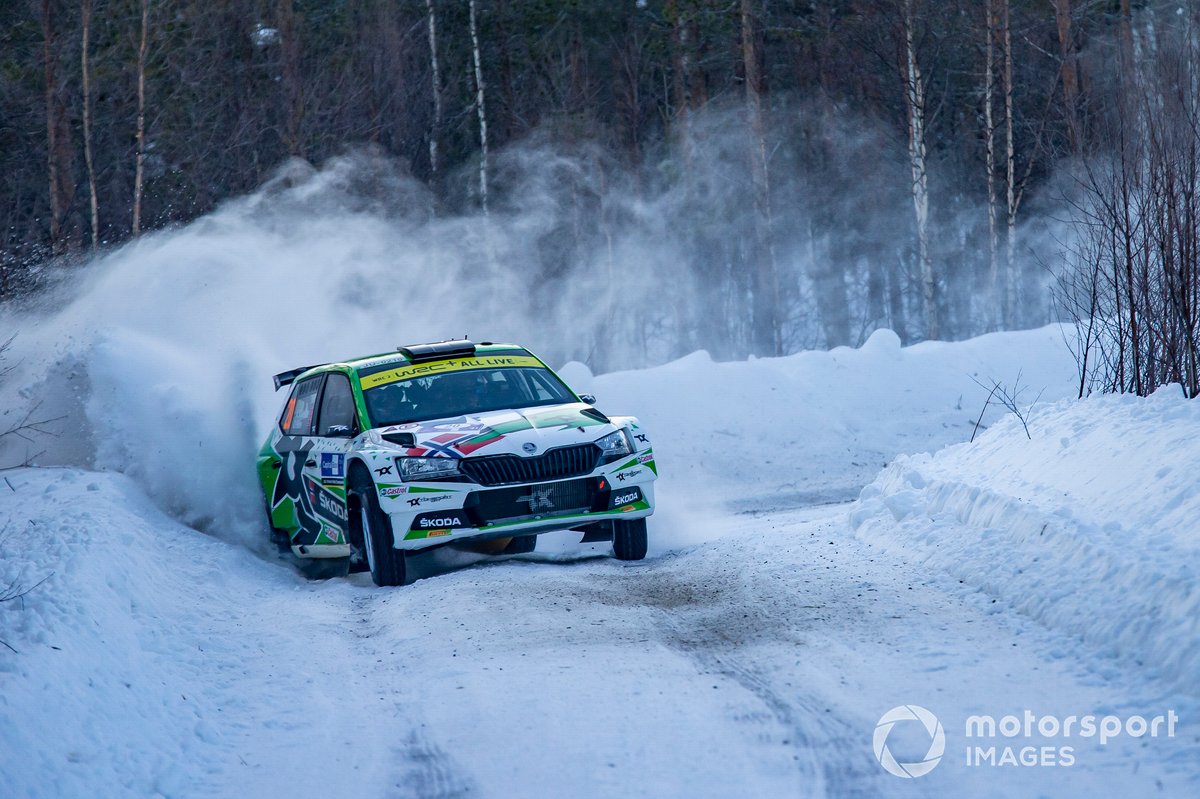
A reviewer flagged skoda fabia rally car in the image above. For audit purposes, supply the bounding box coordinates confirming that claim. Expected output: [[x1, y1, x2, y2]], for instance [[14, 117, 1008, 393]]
[[257, 340, 657, 586]]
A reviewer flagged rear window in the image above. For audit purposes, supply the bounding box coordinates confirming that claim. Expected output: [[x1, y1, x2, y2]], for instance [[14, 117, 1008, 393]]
[[281, 375, 322, 436]]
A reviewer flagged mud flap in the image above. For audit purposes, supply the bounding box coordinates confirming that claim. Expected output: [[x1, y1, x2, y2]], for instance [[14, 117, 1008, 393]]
[[578, 521, 615, 543], [470, 537, 514, 555]]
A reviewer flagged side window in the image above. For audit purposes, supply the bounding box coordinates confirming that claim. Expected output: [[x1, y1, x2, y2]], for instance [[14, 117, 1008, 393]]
[[282, 376, 322, 436], [317, 373, 356, 436]]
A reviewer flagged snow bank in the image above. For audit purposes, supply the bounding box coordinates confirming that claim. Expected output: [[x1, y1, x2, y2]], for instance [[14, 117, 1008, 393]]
[[584, 325, 1079, 508], [0, 469, 294, 797], [850, 388, 1200, 694]]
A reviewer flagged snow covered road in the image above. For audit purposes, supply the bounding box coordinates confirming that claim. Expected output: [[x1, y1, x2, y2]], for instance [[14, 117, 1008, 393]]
[[2, 469, 1194, 798]]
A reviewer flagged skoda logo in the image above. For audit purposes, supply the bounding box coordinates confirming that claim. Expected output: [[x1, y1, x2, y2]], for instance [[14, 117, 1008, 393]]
[[522, 442, 537, 454], [873, 705, 945, 778]]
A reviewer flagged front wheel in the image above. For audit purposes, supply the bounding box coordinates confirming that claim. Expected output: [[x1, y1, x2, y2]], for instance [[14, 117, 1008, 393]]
[[350, 470, 408, 587], [612, 518, 648, 561]]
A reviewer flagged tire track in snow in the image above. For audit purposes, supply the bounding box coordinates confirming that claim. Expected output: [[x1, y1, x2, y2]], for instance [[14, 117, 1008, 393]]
[[390, 726, 476, 799], [348, 593, 478, 799], [581, 544, 881, 799], [652, 602, 836, 797]]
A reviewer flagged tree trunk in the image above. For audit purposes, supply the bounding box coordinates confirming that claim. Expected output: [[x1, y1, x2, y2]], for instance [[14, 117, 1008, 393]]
[[39, 0, 77, 253], [1053, 0, 1081, 154], [666, 0, 703, 170], [425, 0, 443, 190], [469, 0, 489, 216], [277, 0, 304, 157], [741, 0, 780, 356], [132, 0, 149, 237], [81, 0, 99, 250], [1119, 0, 1135, 80], [902, 0, 936, 339], [614, 18, 644, 192], [666, 0, 711, 355]]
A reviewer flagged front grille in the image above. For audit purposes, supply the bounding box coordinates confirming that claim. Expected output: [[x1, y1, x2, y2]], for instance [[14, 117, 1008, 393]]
[[467, 477, 597, 524], [460, 443, 601, 487]]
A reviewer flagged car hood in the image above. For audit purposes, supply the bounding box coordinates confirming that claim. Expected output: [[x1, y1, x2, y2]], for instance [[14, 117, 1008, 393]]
[[370, 403, 616, 458]]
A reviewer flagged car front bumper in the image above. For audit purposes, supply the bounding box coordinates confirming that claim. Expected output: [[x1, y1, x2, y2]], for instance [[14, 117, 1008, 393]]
[[379, 467, 656, 551]]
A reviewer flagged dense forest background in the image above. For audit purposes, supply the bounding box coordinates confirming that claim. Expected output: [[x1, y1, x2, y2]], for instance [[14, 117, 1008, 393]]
[[2, 1, 1198, 391]]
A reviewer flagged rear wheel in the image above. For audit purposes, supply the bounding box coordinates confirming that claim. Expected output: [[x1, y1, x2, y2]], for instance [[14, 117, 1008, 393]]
[[612, 518, 648, 561], [349, 467, 408, 587]]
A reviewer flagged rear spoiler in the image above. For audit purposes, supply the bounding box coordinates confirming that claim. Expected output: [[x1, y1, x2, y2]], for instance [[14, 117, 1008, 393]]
[[397, 339, 476, 364], [273, 365, 324, 391]]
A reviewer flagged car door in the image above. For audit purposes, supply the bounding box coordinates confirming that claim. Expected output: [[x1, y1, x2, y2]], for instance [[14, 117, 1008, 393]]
[[303, 371, 358, 545]]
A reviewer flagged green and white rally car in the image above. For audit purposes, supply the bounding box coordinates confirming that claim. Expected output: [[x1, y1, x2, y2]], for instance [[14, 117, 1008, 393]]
[[256, 340, 657, 586]]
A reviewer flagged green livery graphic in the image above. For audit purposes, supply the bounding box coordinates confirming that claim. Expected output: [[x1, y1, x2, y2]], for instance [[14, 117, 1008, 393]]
[[258, 340, 658, 586]]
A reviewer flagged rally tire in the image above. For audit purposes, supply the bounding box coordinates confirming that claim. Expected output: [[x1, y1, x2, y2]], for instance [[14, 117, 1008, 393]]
[[350, 468, 408, 587], [612, 518, 647, 561]]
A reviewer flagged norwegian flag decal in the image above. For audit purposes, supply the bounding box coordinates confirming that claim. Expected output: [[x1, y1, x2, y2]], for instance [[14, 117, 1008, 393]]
[[406, 429, 504, 458]]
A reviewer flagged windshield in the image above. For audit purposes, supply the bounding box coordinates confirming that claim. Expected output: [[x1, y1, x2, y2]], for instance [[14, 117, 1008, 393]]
[[361, 366, 577, 427]]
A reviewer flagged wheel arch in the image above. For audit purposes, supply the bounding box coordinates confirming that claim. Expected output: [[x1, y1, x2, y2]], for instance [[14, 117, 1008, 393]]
[[345, 458, 373, 548], [346, 456, 372, 490]]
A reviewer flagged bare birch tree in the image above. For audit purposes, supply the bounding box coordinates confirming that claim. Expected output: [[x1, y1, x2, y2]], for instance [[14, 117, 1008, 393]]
[[425, 0, 443, 190], [983, 0, 999, 329], [132, 0, 149, 237], [902, 0, 936, 339], [1002, 0, 1018, 326], [468, 0, 489, 215], [1065, 33, 1200, 400]]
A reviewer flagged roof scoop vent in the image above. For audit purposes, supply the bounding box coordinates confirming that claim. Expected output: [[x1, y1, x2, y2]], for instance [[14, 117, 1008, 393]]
[[397, 339, 476, 363]]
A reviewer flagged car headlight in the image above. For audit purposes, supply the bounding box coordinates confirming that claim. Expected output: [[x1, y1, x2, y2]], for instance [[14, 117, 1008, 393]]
[[396, 456, 463, 482], [595, 429, 635, 464]]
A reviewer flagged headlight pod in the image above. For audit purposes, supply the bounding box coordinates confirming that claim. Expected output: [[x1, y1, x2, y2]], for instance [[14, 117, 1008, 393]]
[[395, 456, 463, 482], [595, 429, 635, 464]]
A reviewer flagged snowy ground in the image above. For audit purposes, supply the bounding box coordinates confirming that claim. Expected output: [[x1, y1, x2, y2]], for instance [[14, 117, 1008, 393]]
[[2, 325, 1197, 797]]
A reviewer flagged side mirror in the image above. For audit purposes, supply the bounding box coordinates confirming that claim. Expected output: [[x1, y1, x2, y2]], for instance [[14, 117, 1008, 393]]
[[579, 393, 597, 404]]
